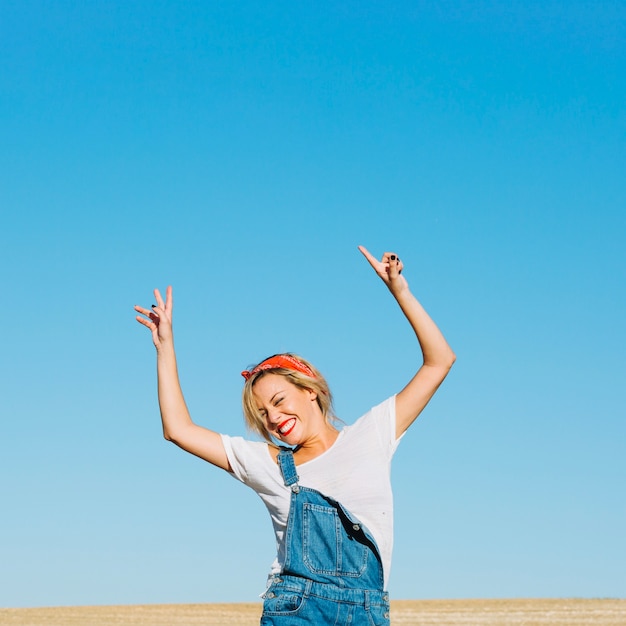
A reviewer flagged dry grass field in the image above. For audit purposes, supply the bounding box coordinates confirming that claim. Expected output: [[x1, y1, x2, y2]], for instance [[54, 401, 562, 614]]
[[0, 598, 624, 626]]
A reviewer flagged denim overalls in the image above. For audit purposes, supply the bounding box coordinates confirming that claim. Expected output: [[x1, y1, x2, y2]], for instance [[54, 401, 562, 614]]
[[261, 448, 391, 625]]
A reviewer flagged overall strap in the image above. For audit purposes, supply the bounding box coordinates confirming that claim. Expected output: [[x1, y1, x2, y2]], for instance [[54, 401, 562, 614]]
[[277, 448, 299, 488]]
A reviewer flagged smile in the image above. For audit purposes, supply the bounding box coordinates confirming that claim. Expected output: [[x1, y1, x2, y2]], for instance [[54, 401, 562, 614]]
[[278, 418, 296, 436]]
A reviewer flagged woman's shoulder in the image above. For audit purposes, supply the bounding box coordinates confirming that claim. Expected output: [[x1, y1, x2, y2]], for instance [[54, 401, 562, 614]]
[[339, 395, 398, 452], [344, 395, 396, 431], [221, 434, 277, 481]]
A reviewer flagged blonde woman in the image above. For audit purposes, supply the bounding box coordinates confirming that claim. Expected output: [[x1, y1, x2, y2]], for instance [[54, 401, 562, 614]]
[[134, 246, 455, 625]]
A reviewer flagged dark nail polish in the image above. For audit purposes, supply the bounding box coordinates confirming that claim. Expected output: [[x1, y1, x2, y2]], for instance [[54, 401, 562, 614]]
[[151, 304, 156, 308], [390, 255, 396, 260]]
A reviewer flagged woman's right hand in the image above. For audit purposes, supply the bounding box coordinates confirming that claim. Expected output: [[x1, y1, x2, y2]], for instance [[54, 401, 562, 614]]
[[134, 286, 173, 350], [134, 286, 231, 471]]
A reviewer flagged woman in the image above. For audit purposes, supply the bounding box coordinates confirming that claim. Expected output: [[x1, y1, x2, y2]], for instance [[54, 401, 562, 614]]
[[134, 246, 455, 625]]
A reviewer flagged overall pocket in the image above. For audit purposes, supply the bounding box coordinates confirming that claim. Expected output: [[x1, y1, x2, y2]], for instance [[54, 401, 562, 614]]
[[261, 581, 307, 617], [302, 502, 368, 577], [366, 601, 391, 626]]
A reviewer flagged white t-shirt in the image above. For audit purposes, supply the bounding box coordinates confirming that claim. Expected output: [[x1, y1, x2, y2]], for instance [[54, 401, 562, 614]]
[[221, 396, 401, 588]]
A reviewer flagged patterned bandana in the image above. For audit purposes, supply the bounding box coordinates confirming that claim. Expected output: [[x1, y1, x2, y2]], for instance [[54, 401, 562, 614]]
[[241, 354, 316, 381]]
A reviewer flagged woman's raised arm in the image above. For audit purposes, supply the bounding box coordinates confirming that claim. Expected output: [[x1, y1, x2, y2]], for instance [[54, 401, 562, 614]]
[[358, 246, 456, 438], [134, 286, 231, 470]]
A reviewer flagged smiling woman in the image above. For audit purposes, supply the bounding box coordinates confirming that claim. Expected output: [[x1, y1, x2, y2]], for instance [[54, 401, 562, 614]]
[[134, 245, 455, 626], [240, 354, 337, 446]]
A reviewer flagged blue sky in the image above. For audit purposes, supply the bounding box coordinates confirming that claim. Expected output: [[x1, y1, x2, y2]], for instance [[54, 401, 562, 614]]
[[1, 0, 625, 608]]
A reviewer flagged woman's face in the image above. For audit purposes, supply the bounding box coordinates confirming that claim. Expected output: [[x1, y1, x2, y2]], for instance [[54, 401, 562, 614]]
[[252, 373, 321, 445]]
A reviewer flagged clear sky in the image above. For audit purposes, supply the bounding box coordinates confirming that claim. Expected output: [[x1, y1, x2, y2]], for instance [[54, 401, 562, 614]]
[[1, 0, 625, 609]]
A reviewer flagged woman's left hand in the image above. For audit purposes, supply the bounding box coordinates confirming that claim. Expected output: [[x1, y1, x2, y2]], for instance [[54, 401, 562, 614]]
[[358, 245, 408, 296], [358, 244, 456, 438]]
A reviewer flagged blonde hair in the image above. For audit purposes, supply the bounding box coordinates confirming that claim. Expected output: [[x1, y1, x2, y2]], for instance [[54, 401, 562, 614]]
[[241, 353, 336, 444]]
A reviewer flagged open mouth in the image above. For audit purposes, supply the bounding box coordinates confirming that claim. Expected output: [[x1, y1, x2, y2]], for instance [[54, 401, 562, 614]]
[[278, 418, 296, 437]]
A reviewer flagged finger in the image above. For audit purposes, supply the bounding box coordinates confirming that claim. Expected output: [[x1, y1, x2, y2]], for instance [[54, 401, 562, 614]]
[[134, 305, 154, 317], [381, 252, 398, 271], [154, 288, 165, 309], [358, 245, 380, 269], [388, 254, 399, 279], [165, 285, 173, 313], [135, 315, 156, 329]]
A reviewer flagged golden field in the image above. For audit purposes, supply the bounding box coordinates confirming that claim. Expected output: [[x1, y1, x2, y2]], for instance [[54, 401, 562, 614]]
[[1, 599, 625, 626]]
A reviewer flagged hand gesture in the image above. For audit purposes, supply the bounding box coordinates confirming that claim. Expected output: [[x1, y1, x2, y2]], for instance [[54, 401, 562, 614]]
[[134, 286, 173, 350], [358, 246, 408, 296]]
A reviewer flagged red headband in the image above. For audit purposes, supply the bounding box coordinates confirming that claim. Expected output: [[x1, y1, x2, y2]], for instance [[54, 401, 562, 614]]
[[241, 355, 316, 381]]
